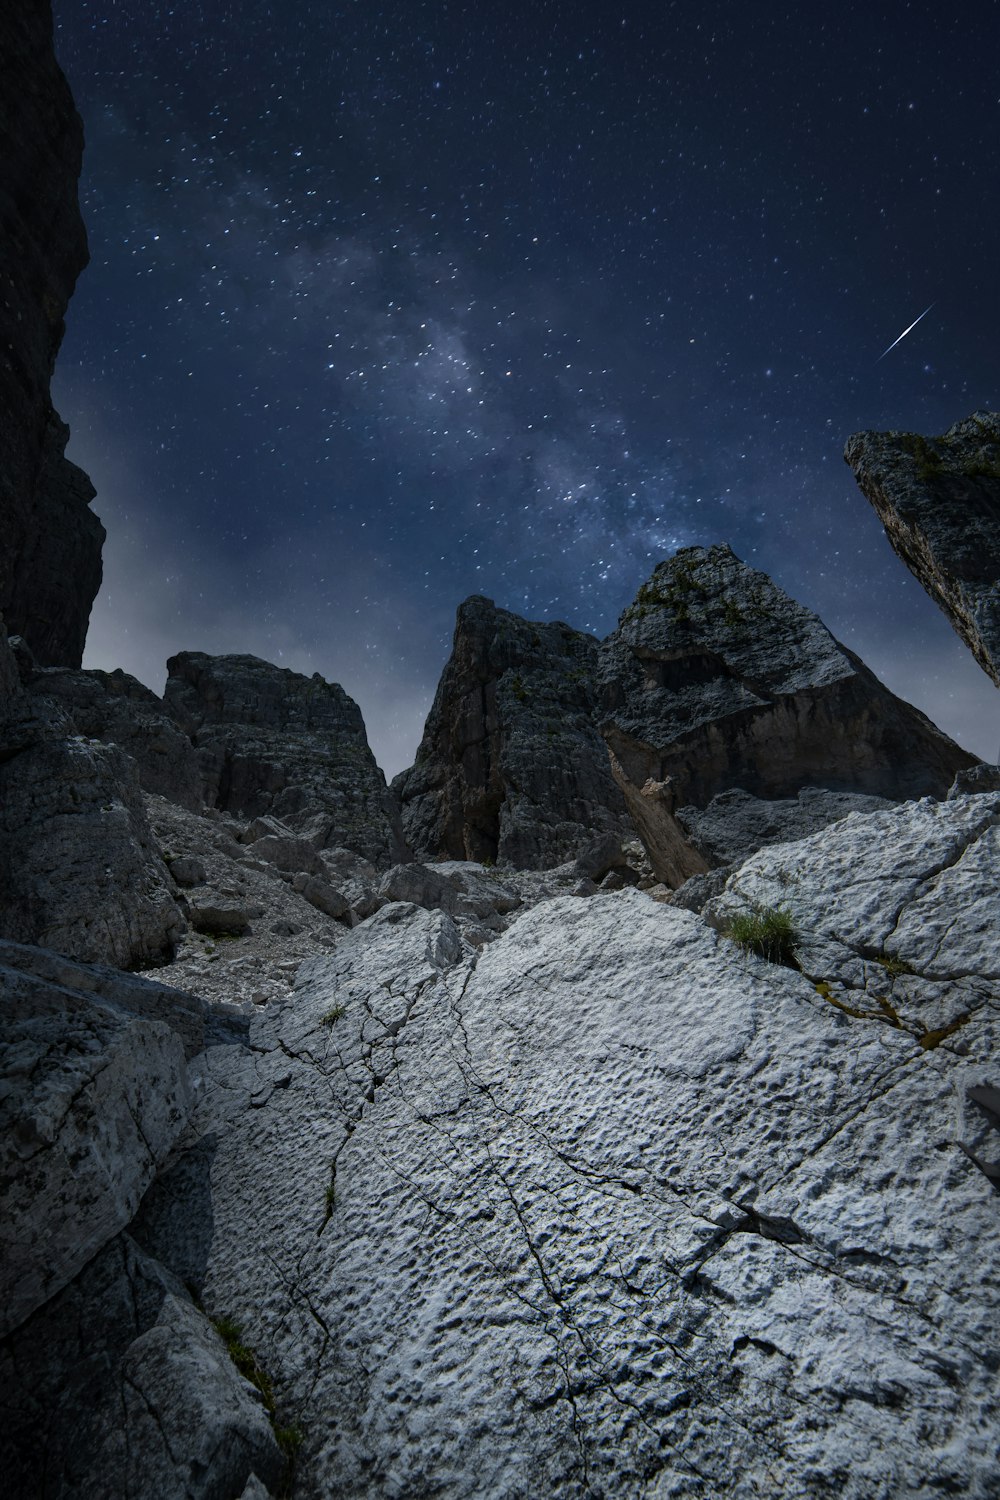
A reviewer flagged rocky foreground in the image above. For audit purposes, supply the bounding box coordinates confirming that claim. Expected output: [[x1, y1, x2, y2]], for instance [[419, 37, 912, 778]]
[[2, 4, 999, 1498], [3, 794, 999, 1498]]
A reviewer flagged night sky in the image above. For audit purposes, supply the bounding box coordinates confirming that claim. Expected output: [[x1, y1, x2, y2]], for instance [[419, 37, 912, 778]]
[[52, 1, 1000, 776]]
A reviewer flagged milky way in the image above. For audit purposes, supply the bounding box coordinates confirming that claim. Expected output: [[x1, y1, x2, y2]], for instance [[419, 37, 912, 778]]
[[52, 1, 999, 773]]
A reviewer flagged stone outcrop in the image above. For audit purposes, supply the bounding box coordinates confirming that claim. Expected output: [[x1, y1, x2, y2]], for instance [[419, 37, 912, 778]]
[[0, 2, 103, 666], [0, 954, 192, 1335], [164, 651, 408, 868], [846, 410, 1000, 686], [24, 663, 203, 808], [598, 545, 976, 885], [676, 785, 893, 869], [393, 595, 629, 866], [0, 693, 185, 966], [0, 946, 283, 1497], [118, 794, 999, 1499]]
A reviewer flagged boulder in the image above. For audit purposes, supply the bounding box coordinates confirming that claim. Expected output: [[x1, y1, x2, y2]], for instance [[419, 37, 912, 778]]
[[0, 1233, 284, 1500], [393, 595, 629, 867], [0, 4, 103, 667], [676, 785, 893, 868], [186, 892, 253, 936], [168, 853, 208, 887], [845, 411, 1000, 685], [251, 833, 324, 875], [0, 695, 185, 966], [301, 875, 350, 921], [598, 545, 976, 885], [164, 651, 408, 868], [0, 968, 191, 1336], [949, 762, 1000, 798], [0, 937, 242, 1059], [134, 799, 1000, 1497]]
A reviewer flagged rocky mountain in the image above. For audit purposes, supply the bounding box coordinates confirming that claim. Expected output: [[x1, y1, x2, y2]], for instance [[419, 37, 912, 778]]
[[393, 595, 630, 867], [163, 651, 409, 868], [845, 411, 1000, 687], [0, 1, 104, 668], [598, 544, 974, 885], [3, 7, 1000, 1497]]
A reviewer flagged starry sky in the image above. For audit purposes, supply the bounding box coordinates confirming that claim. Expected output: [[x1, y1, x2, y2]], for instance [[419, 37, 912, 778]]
[[52, 0, 1000, 776]]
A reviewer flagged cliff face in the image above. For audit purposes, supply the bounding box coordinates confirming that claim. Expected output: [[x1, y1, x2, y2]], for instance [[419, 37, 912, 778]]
[[392, 596, 629, 867], [598, 545, 976, 884], [845, 410, 1000, 688], [163, 651, 410, 868], [0, 1, 103, 666]]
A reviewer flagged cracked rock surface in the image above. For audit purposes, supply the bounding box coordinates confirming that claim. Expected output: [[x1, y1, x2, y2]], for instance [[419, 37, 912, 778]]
[[0, 953, 192, 1336], [135, 795, 999, 1499]]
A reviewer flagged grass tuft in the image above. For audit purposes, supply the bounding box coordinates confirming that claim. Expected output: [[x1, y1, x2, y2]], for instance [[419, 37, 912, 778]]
[[725, 904, 797, 966]]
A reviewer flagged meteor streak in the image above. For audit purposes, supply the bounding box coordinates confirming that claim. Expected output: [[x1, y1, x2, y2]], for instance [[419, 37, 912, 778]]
[[876, 303, 935, 361]]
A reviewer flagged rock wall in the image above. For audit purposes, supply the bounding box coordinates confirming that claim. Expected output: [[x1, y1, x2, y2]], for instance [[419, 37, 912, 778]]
[[393, 595, 629, 866], [846, 410, 1000, 687], [164, 651, 409, 869], [0, 693, 185, 968], [0, 1, 103, 666], [599, 545, 976, 884]]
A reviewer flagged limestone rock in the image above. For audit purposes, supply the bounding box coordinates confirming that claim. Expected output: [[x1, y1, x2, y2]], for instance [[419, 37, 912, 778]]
[[164, 651, 408, 867], [24, 663, 202, 808], [0, 695, 185, 966], [676, 785, 893, 868], [136, 796, 1000, 1496], [0, 937, 243, 1058], [251, 832, 324, 875], [0, 5, 103, 667], [949, 761, 1000, 798], [0, 1232, 284, 1499], [301, 874, 350, 921], [186, 892, 254, 936], [168, 853, 208, 886], [0, 968, 191, 1336], [599, 545, 975, 885], [845, 411, 1000, 685], [377, 859, 522, 935], [393, 595, 629, 867]]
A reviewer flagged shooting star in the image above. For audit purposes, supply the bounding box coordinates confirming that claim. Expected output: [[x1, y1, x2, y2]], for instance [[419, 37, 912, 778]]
[[877, 303, 935, 361]]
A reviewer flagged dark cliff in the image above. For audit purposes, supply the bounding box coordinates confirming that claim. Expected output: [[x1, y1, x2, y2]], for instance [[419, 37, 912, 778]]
[[846, 411, 1000, 688], [0, 0, 103, 667], [393, 596, 628, 867]]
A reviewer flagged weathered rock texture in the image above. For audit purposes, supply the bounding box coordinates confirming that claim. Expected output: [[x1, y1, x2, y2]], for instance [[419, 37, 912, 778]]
[[0, 947, 282, 1498], [0, 1, 103, 666], [599, 545, 975, 885], [25, 663, 203, 808], [0, 1230, 285, 1499], [846, 410, 1000, 686], [0, 694, 185, 966], [394, 595, 629, 866], [163, 651, 408, 868], [0, 955, 192, 1335], [127, 794, 999, 1499]]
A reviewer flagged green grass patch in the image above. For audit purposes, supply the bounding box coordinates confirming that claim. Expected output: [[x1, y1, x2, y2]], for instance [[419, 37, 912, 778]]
[[725, 904, 797, 966]]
